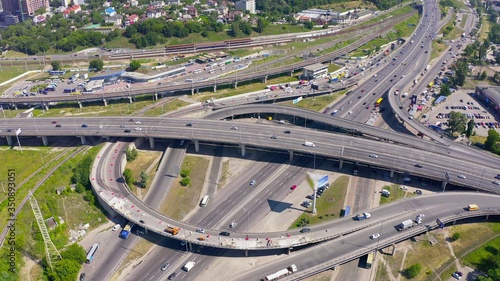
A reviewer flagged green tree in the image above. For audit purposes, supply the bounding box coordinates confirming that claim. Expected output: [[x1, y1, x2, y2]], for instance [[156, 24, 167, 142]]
[[51, 61, 61, 71], [494, 72, 500, 84], [180, 177, 191, 186], [180, 169, 190, 178], [451, 232, 461, 241], [304, 21, 314, 29], [239, 21, 252, 36], [230, 22, 241, 37], [453, 59, 468, 86], [480, 70, 487, 80], [485, 129, 500, 152], [123, 168, 134, 187], [440, 83, 451, 96], [60, 243, 86, 264], [466, 119, 475, 137], [126, 148, 138, 161], [129, 60, 141, 71], [89, 59, 104, 71], [140, 170, 149, 188], [447, 111, 467, 134], [256, 18, 267, 33], [404, 263, 422, 278]]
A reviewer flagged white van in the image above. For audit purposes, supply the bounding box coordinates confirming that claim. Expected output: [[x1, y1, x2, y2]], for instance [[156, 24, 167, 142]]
[[182, 261, 196, 272], [112, 224, 121, 231]]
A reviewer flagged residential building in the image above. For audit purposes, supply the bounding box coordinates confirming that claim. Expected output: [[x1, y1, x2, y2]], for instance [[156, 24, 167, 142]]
[[0, 0, 19, 16], [235, 0, 255, 14], [63, 4, 81, 18], [165, 0, 180, 5], [125, 14, 138, 25], [105, 14, 122, 25], [146, 8, 163, 18], [105, 7, 116, 16], [130, 0, 138, 6], [33, 14, 46, 24], [22, 0, 50, 17], [186, 5, 197, 17], [150, 0, 164, 8], [0, 12, 19, 26]]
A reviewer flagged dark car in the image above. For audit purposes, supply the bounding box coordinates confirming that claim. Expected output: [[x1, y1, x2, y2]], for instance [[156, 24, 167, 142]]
[[81, 124, 88, 128], [124, 129, 131, 133], [55, 124, 62, 128], [284, 130, 291, 134], [51, 121, 57, 124], [168, 272, 177, 280], [300, 228, 311, 233], [6, 129, 12, 132], [415, 164, 423, 168], [139, 220, 144, 223], [186, 123, 192, 127], [219, 231, 230, 236], [415, 190, 423, 195], [79, 273, 86, 281]]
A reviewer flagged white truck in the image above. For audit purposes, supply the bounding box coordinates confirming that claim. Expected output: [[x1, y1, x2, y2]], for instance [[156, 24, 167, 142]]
[[182, 261, 196, 272], [397, 215, 424, 231], [264, 264, 298, 281], [356, 212, 371, 221], [304, 141, 315, 147]]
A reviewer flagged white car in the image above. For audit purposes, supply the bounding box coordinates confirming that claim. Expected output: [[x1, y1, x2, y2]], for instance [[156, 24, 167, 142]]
[[370, 233, 380, 239], [458, 175, 466, 179], [135, 127, 142, 131], [250, 180, 256, 185], [134, 121, 141, 124], [493, 181, 500, 185], [368, 154, 378, 158], [112, 224, 121, 231], [229, 221, 237, 228], [196, 228, 205, 233]]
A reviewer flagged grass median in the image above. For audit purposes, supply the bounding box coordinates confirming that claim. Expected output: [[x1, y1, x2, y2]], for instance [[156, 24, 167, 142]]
[[159, 155, 209, 220], [289, 175, 349, 229]]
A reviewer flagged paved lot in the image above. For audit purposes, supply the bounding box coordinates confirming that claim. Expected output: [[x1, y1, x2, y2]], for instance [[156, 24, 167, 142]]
[[422, 89, 500, 136]]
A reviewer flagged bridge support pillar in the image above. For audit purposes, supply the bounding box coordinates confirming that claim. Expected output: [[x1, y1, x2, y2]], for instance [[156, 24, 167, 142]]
[[6, 136, 12, 146], [128, 97, 133, 103], [339, 159, 344, 169], [290, 71, 294, 76], [154, 93, 158, 101], [103, 99, 108, 107], [390, 244, 396, 256], [191, 88, 195, 95], [43, 103, 49, 110], [194, 140, 200, 152], [102, 136, 110, 140], [79, 136, 86, 145], [233, 82, 238, 89], [149, 137, 155, 149], [390, 169, 395, 178], [41, 136, 48, 146], [289, 150, 294, 162], [12, 104, 17, 110], [287, 248, 292, 255], [453, 219, 457, 225], [262, 76, 268, 83], [196, 88, 199, 94], [213, 85, 217, 92], [244, 249, 248, 257], [188, 242, 192, 252], [240, 144, 246, 157], [78, 101, 83, 108]]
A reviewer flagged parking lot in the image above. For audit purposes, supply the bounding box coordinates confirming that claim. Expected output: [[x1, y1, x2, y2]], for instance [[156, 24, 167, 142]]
[[424, 89, 500, 136]]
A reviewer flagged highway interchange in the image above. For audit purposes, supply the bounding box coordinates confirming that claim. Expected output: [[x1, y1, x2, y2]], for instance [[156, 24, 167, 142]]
[[1, 0, 499, 280]]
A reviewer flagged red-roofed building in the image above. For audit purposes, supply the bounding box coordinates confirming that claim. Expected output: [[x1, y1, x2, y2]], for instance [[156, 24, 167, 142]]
[[125, 14, 139, 25], [63, 5, 82, 18]]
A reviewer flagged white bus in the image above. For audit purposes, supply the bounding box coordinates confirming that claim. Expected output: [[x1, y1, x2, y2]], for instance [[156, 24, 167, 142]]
[[200, 195, 209, 207], [86, 243, 99, 264]]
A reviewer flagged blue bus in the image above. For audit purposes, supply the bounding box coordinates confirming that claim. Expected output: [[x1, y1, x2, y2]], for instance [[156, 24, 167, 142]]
[[85, 243, 99, 264]]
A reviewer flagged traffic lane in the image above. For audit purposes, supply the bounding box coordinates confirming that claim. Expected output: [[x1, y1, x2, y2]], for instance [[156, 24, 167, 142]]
[[197, 155, 288, 229], [233, 194, 500, 280], [230, 157, 312, 233], [143, 146, 185, 207]]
